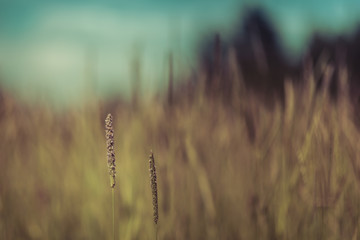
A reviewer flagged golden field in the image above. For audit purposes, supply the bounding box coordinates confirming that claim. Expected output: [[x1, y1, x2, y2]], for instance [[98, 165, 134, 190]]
[[0, 61, 360, 240]]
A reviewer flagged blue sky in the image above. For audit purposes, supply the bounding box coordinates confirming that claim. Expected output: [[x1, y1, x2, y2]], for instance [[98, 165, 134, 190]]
[[0, 0, 360, 104]]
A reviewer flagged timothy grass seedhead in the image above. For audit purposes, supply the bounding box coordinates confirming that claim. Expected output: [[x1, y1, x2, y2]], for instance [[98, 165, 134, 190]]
[[105, 113, 116, 188], [149, 150, 159, 225]]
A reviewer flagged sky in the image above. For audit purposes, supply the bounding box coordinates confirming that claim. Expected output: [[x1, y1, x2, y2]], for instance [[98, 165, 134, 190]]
[[0, 0, 360, 105]]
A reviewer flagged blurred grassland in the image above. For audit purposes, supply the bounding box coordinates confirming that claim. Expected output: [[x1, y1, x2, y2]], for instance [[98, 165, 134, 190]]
[[1, 61, 360, 239]]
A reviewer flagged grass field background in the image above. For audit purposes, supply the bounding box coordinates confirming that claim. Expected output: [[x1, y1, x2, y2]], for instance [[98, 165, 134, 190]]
[[1, 59, 360, 239]]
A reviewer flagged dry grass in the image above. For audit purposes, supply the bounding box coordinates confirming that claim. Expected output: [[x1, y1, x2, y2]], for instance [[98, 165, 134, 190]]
[[149, 151, 159, 226], [0, 62, 360, 239], [149, 151, 159, 239], [105, 113, 116, 240], [105, 113, 116, 189]]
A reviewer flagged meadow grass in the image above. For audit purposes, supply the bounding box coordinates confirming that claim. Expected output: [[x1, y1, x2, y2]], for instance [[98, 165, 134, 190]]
[[0, 62, 360, 239], [149, 150, 159, 239], [105, 113, 116, 240]]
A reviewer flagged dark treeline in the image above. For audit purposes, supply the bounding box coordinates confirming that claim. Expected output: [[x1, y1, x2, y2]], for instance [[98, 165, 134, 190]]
[[193, 8, 360, 106]]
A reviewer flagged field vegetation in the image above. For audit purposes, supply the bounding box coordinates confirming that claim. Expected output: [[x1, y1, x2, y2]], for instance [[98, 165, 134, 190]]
[[1, 47, 360, 240]]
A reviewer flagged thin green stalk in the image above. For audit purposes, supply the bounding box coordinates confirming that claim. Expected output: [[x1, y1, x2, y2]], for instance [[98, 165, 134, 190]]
[[112, 187, 115, 240], [155, 224, 158, 240]]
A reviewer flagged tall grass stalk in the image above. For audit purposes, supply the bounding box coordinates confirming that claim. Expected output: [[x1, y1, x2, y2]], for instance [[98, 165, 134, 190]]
[[149, 150, 159, 240], [105, 113, 116, 240]]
